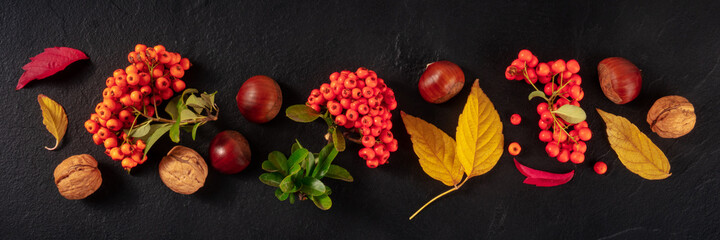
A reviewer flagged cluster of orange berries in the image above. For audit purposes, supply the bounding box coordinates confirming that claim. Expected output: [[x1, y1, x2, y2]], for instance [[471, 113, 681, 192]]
[[306, 68, 398, 168], [505, 49, 592, 164], [84, 44, 192, 170]]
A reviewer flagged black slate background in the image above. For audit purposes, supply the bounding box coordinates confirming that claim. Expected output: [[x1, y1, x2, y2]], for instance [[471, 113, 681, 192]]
[[2, 0, 719, 239]]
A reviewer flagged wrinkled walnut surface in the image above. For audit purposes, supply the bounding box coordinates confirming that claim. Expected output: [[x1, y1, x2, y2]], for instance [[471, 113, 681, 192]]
[[53, 154, 102, 200], [647, 95, 696, 138], [159, 146, 208, 195]]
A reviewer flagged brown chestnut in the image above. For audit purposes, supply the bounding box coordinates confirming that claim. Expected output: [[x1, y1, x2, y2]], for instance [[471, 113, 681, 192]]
[[236, 75, 282, 123], [209, 130, 251, 174], [418, 61, 465, 104], [598, 57, 642, 104]]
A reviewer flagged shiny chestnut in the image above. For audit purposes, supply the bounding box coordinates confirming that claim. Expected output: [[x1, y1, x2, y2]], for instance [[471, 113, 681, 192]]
[[598, 57, 642, 104], [236, 75, 282, 123], [418, 61, 465, 104]]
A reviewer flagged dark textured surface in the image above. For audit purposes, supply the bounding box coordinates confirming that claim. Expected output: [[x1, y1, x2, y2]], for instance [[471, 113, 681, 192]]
[[2, 0, 719, 239]]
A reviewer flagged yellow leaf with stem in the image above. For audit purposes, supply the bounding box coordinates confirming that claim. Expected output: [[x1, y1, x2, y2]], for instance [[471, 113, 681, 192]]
[[37, 94, 68, 151], [597, 109, 671, 180], [401, 111, 463, 186], [455, 79, 504, 177], [406, 79, 504, 220]]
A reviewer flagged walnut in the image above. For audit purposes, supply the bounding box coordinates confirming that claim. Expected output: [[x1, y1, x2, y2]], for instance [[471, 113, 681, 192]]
[[647, 95, 696, 138], [54, 154, 102, 200], [159, 146, 208, 194]]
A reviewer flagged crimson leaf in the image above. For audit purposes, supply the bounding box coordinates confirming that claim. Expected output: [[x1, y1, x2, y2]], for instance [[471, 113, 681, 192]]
[[17, 47, 88, 90]]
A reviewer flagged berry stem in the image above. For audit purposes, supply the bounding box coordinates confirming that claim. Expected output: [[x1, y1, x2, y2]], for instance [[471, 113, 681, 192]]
[[409, 176, 470, 220], [137, 110, 218, 124]]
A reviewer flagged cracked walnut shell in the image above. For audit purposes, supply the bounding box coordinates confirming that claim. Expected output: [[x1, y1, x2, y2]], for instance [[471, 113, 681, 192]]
[[159, 146, 208, 194], [54, 154, 102, 200], [647, 95, 696, 138]]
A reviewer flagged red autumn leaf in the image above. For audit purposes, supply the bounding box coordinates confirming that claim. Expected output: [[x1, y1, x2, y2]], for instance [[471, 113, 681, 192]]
[[16, 47, 88, 90], [514, 158, 574, 187]]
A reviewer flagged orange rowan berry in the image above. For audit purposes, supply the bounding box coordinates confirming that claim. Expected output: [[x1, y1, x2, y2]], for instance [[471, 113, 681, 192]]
[[508, 142, 521, 156], [135, 139, 146, 150], [126, 73, 140, 85], [103, 137, 118, 149], [140, 85, 153, 96], [128, 52, 138, 63], [96, 106, 112, 120], [130, 90, 143, 103], [138, 72, 151, 86], [134, 44, 147, 53], [594, 162, 607, 175], [84, 120, 99, 134], [106, 118, 123, 131], [119, 94, 134, 106], [103, 98, 119, 112], [179, 58, 191, 70], [125, 65, 138, 74], [169, 64, 184, 78], [152, 68, 164, 78], [115, 75, 128, 87], [122, 158, 137, 169], [121, 143, 134, 155], [160, 88, 174, 100], [171, 79, 186, 92], [155, 77, 170, 90], [118, 109, 133, 123], [92, 133, 103, 145], [106, 77, 116, 88], [153, 45, 165, 53], [171, 52, 181, 65], [113, 69, 126, 78], [97, 127, 111, 140], [135, 62, 145, 71], [159, 51, 172, 64]]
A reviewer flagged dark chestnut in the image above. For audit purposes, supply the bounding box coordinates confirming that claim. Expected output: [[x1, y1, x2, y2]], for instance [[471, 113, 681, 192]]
[[236, 75, 282, 123], [598, 57, 642, 104], [209, 130, 251, 174], [418, 61, 465, 104]]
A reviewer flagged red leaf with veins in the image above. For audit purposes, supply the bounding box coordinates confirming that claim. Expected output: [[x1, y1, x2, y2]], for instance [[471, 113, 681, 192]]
[[16, 47, 88, 90], [514, 158, 574, 187]]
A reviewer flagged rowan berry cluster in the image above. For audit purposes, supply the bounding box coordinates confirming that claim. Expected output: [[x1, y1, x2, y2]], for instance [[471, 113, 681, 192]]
[[505, 49, 592, 164], [305, 68, 398, 168], [84, 44, 192, 170]]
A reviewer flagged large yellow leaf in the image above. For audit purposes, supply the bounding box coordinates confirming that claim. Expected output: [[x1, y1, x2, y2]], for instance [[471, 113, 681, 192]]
[[455, 79, 504, 177], [597, 109, 671, 180], [401, 111, 463, 186], [37, 94, 68, 151]]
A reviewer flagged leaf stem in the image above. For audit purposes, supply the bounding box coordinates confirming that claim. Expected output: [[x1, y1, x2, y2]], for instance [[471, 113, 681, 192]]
[[409, 176, 470, 220], [137, 110, 218, 124]]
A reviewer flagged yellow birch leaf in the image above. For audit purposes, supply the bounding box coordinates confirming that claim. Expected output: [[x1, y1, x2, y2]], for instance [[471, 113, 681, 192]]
[[401, 111, 463, 186], [37, 94, 68, 151], [455, 79, 504, 177], [597, 109, 671, 180]]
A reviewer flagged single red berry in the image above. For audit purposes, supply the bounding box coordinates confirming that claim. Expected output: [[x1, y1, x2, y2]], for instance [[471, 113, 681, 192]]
[[335, 114, 347, 126], [552, 130, 568, 143], [510, 114, 521, 125], [539, 130, 553, 142], [566, 59, 580, 74], [106, 118, 123, 132], [594, 162, 607, 175], [380, 130, 393, 143], [386, 139, 398, 152], [84, 120, 99, 134], [529, 55, 539, 68], [544, 82, 558, 96], [329, 72, 340, 82], [155, 77, 170, 90], [345, 109, 359, 122], [103, 136, 118, 149], [359, 147, 376, 160], [508, 142, 521, 156], [557, 149, 570, 163], [327, 101, 342, 116], [570, 151, 585, 164], [518, 49, 533, 62], [366, 158, 379, 168], [92, 133, 103, 145], [573, 141, 587, 153], [578, 128, 592, 141], [551, 59, 566, 73], [536, 63, 550, 76], [361, 115, 373, 128], [356, 67, 369, 79], [540, 110, 553, 123], [373, 144, 386, 157], [362, 135, 376, 148], [545, 142, 560, 157], [538, 120, 550, 130]]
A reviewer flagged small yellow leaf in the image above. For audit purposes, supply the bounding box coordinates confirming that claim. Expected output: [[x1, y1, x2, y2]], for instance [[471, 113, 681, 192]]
[[455, 79, 504, 177], [401, 111, 463, 186], [37, 94, 68, 151], [597, 109, 671, 180]]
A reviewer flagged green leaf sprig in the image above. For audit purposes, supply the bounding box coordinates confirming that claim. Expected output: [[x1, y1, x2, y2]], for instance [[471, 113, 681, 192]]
[[125, 88, 219, 156], [259, 141, 353, 210]]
